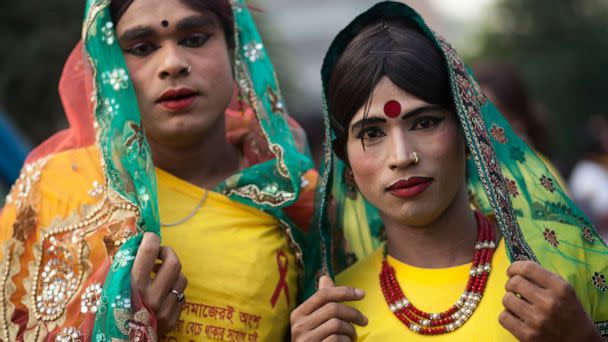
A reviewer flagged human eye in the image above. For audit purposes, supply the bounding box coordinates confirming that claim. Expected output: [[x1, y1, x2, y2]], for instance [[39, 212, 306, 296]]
[[180, 33, 211, 48], [124, 42, 159, 57], [356, 126, 386, 141], [411, 116, 445, 130]]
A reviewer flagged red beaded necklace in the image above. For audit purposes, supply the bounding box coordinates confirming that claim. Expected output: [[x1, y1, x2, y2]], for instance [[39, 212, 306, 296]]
[[380, 211, 497, 335]]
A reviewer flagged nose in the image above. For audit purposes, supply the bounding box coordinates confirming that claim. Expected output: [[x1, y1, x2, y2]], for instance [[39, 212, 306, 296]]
[[388, 131, 417, 171], [157, 44, 190, 80]]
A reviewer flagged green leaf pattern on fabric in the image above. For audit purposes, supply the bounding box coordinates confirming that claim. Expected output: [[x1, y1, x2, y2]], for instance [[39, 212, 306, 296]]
[[81, 0, 321, 338], [315, 1, 608, 333]]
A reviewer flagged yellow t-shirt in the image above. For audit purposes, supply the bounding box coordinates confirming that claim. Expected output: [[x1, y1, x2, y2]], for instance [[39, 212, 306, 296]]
[[157, 168, 299, 341], [336, 239, 517, 341]]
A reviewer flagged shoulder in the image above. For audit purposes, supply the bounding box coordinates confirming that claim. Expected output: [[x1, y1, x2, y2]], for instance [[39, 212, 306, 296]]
[[0, 145, 105, 250], [518, 215, 608, 321], [335, 248, 385, 318], [336, 247, 383, 290], [36, 145, 103, 194], [3, 145, 103, 218]]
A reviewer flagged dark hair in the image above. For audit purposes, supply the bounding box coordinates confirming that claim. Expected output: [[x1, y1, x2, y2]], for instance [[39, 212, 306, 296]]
[[327, 17, 452, 162], [110, 0, 235, 49]]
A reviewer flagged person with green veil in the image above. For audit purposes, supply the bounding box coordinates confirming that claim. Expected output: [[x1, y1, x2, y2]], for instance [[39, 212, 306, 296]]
[[0, 0, 323, 340], [290, 2, 608, 341]]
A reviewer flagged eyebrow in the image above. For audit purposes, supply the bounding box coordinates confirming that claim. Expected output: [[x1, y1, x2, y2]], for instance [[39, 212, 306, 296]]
[[350, 117, 386, 133], [119, 26, 155, 43], [349, 104, 445, 134], [118, 15, 216, 43], [401, 104, 445, 120], [176, 15, 216, 31]]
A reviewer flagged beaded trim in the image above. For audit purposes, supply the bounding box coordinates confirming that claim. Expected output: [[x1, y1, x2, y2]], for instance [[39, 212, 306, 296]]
[[380, 212, 497, 335], [596, 320, 608, 339], [29, 194, 139, 324]]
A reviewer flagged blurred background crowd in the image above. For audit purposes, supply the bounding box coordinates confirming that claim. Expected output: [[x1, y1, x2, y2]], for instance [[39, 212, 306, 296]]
[[0, 0, 607, 240]]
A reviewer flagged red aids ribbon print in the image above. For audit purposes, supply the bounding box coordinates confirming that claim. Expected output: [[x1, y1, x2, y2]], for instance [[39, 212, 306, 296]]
[[270, 250, 290, 308]]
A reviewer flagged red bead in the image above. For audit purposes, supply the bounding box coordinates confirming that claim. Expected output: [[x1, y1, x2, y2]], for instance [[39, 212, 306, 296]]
[[380, 212, 497, 335]]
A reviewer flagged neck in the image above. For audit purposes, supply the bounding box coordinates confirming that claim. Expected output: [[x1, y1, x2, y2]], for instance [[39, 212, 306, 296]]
[[148, 118, 240, 189], [383, 185, 478, 269]]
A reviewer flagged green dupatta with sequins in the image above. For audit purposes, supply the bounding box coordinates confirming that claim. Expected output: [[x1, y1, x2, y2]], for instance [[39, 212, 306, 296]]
[[313, 1, 608, 335], [85, 0, 323, 339], [0, 0, 321, 340]]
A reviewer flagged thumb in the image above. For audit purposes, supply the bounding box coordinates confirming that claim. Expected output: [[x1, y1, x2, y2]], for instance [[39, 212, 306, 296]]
[[318, 275, 335, 289]]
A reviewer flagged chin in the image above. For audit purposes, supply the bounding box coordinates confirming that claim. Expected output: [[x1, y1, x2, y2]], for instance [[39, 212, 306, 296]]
[[151, 119, 215, 147], [384, 200, 445, 228]]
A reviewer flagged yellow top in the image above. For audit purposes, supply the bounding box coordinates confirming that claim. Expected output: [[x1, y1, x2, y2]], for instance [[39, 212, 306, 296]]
[[0, 146, 299, 341], [336, 239, 517, 341], [156, 168, 299, 342]]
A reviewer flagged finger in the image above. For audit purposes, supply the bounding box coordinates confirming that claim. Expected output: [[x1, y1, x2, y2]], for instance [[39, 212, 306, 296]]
[[169, 299, 186, 330], [131, 233, 160, 291], [159, 298, 185, 338], [174, 272, 188, 292], [304, 302, 368, 330], [313, 318, 357, 341], [498, 310, 534, 342], [507, 261, 561, 290], [159, 273, 188, 317], [158, 273, 188, 320], [321, 335, 352, 342], [293, 286, 365, 317], [319, 275, 335, 289], [150, 262, 162, 280], [504, 274, 544, 305], [151, 246, 182, 295], [502, 291, 534, 323]]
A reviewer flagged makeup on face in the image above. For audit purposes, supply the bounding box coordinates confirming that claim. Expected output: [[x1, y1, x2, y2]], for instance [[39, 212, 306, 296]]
[[119, 15, 216, 47], [156, 87, 200, 112], [349, 104, 445, 135], [383, 100, 401, 118], [386, 177, 434, 198]]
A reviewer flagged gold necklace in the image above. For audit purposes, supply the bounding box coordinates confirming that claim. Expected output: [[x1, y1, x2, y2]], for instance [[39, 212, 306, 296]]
[[160, 190, 209, 227]]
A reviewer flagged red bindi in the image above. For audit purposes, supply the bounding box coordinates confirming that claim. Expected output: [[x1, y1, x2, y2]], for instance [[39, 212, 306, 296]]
[[383, 100, 401, 118]]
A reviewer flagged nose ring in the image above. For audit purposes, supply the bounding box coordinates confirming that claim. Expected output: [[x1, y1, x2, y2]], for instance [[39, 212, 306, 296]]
[[412, 151, 419, 164], [186, 65, 192, 75]]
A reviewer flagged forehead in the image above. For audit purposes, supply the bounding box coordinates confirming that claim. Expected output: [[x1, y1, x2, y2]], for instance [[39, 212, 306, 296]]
[[349, 76, 430, 124], [116, 0, 213, 31]]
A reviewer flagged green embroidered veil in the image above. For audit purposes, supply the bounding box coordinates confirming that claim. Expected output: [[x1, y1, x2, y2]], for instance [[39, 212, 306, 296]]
[[313, 1, 608, 335], [0, 0, 322, 340], [84, 0, 323, 338]]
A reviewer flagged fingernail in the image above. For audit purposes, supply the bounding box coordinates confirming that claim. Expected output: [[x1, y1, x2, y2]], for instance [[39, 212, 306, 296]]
[[355, 288, 364, 297]]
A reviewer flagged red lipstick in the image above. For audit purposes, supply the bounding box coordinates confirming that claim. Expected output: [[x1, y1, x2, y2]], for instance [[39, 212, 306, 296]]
[[386, 177, 433, 198], [156, 88, 199, 111]]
